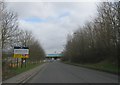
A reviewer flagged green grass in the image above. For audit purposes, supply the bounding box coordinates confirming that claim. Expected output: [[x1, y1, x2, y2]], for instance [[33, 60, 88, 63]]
[[3, 62, 44, 81], [11, 63, 42, 74], [63, 61, 119, 74]]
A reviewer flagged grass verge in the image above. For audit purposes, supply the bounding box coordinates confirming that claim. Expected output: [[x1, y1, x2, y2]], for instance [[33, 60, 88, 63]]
[[3, 62, 44, 81], [63, 61, 119, 75]]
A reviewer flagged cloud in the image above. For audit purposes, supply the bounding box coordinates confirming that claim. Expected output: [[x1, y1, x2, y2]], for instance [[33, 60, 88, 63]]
[[7, 2, 97, 54]]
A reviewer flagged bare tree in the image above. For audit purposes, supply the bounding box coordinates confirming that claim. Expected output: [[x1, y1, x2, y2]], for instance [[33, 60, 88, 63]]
[[62, 2, 119, 64], [18, 30, 33, 47], [18, 30, 45, 61], [0, 1, 5, 49], [1, 6, 19, 51]]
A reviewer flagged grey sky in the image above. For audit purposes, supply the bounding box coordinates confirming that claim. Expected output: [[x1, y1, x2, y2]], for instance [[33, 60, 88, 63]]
[[6, 2, 98, 54]]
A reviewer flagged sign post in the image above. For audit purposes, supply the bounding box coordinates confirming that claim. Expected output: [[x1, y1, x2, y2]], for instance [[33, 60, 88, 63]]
[[17, 58, 18, 68], [14, 47, 29, 68]]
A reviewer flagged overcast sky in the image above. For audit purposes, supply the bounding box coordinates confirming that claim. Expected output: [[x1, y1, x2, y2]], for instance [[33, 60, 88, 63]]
[[6, 1, 98, 54]]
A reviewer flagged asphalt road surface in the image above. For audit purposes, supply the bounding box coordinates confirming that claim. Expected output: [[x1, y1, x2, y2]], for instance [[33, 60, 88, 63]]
[[28, 61, 119, 83]]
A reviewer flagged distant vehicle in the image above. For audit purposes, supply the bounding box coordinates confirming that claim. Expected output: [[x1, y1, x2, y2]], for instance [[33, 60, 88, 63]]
[[43, 60, 46, 62], [52, 58, 54, 61], [56, 59, 60, 61]]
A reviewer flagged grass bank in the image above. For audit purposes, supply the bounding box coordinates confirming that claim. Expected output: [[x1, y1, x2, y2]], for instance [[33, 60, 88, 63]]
[[63, 60, 119, 75], [3, 62, 44, 81]]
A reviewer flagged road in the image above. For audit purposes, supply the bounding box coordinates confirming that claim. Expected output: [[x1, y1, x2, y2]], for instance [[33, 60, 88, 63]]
[[27, 61, 118, 83]]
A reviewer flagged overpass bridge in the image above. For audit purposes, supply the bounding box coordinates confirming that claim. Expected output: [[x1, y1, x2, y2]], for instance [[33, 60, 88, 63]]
[[45, 54, 63, 60]]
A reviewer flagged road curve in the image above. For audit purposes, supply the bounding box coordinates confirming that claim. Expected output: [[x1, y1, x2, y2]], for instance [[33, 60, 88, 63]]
[[28, 61, 118, 83]]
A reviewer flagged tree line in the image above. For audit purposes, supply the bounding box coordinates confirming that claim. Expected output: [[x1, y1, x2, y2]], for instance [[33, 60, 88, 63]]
[[0, 1, 45, 62], [62, 2, 120, 65]]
